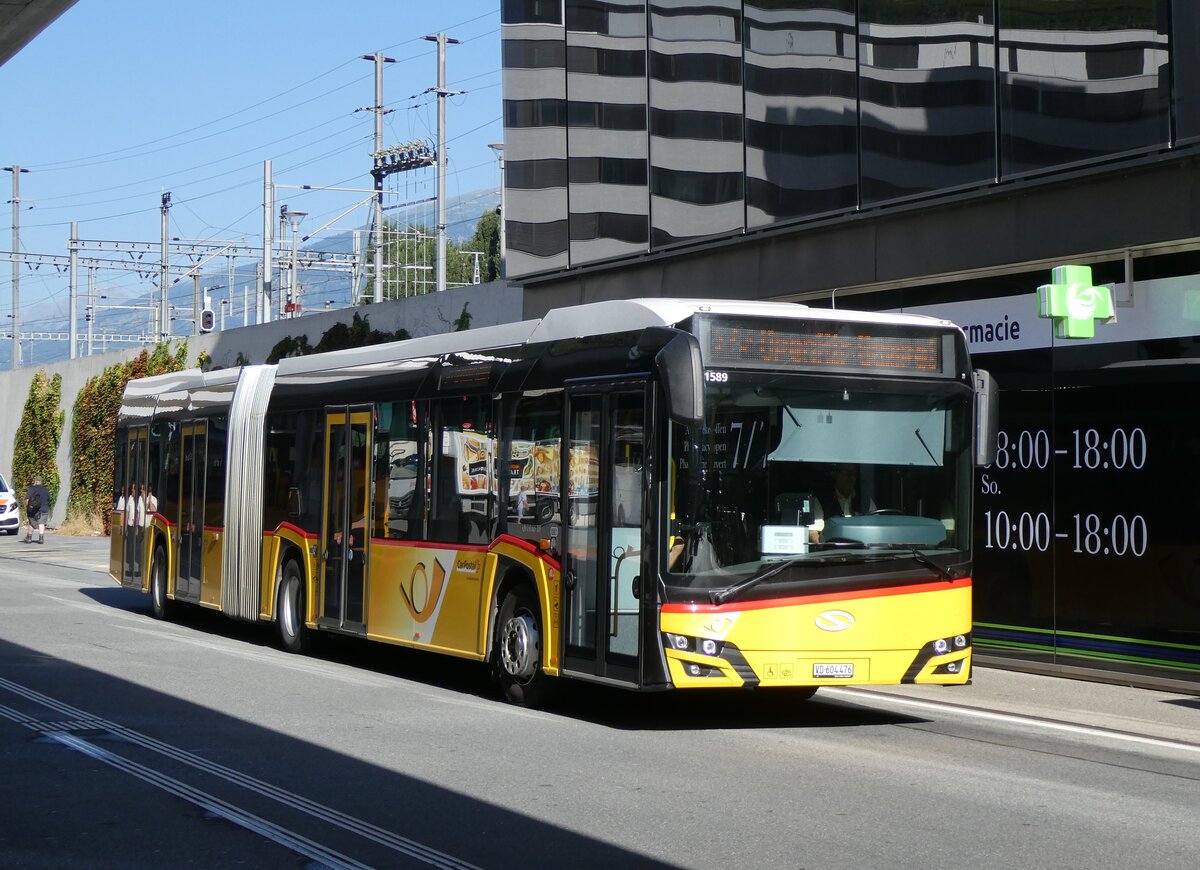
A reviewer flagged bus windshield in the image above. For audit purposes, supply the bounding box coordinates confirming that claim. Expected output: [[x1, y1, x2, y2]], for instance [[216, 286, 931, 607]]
[[666, 372, 974, 591]]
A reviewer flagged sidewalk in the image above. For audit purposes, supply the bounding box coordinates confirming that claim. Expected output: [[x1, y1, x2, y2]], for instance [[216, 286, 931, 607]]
[[8, 533, 1199, 744], [857, 666, 1200, 747], [0, 530, 112, 574]]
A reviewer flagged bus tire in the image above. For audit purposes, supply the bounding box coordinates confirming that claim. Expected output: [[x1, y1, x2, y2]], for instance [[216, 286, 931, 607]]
[[277, 559, 311, 654], [494, 584, 550, 707], [150, 545, 173, 621]]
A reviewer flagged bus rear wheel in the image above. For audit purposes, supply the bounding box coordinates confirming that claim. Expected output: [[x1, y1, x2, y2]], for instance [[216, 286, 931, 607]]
[[494, 585, 550, 707], [150, 546, 173, 621], [277, 560, 311, 654]]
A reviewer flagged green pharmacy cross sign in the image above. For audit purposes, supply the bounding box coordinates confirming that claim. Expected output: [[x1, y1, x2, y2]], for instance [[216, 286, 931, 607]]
[[1037, 264, 1116, 339]]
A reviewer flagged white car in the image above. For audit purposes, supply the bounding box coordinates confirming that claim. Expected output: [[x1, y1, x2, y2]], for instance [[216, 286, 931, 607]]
[[0, 473, 20, 535]]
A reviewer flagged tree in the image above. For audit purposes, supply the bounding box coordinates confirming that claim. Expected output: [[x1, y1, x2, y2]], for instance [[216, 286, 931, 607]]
[[466, 209, 501, 283], [362, 209, 501, 300], [453, 303, 472, 332], [265, 334, 312, 363], [364, 220, 437, 301]]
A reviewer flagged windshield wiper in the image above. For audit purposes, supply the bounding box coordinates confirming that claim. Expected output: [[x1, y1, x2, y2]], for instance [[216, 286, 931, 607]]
[[914, 427, 938, 464], [709, 558, 801, 606], [708, 548, 957, 607], [878, 545, 957, 580]]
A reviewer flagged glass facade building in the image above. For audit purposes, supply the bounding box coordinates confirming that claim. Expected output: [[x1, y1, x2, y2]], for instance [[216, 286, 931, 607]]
[[503, 0, 1177, 278], [502, 2, 1200, 688]]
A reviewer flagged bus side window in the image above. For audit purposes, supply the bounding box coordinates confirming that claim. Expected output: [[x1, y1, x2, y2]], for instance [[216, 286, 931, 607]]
[[429, 396, 494, 545], [206, 418, 228, 531], [263, 413, 298, 534], [373, 401, 423, 541], [160, 421, 181, 528], [503, 391, 563, 546]]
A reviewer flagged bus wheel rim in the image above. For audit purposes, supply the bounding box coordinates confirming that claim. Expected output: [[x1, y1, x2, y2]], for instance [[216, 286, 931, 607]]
[[282, 581, 297, 635], [501, 612, 538, 682]]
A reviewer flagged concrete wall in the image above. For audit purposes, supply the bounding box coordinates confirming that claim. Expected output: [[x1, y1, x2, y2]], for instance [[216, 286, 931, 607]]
[[0, 282, 521, 527]]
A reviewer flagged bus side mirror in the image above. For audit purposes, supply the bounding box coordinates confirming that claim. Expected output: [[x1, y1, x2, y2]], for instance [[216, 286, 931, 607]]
[[973, 369, 998, 467], [656, 332, 704, 426]]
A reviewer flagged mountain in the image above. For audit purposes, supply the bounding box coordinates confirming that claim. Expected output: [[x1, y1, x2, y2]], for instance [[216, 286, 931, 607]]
[[0, 188, 502, 367]]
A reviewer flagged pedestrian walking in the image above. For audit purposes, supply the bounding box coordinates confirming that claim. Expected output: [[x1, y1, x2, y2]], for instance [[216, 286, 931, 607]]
[[23, 476, 51, 544]]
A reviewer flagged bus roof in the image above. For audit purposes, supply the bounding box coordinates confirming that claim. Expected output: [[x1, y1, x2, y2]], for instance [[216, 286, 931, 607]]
[[118, 298, 960, 418], [273, 298, 955, 378]]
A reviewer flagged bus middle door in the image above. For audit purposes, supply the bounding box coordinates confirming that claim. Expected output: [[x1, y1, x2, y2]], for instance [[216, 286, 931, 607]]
[[561, 384, 647, 686], [319, 406, 371, 633]]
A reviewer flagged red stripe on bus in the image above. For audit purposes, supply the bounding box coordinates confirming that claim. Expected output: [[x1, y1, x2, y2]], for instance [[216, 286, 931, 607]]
[[493, 534, 561, 570], [265, 521, 319, 540], [661, 577, 973, 614], [365, 534, 562, 570], [368, 538, 490, 551]]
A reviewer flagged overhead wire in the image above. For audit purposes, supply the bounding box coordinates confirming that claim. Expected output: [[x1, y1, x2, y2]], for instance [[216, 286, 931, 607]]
[[31, 114, 365, 206], [28, 54, 367, 172], [21, 125, 374, 231], [4, 5, 505, 351]]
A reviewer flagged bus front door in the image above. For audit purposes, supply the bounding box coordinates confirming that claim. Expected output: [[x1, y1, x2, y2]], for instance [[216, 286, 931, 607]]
[[561, 386, 646, 685], [319, 407, 371, 633], [176, 421, 206, 603]]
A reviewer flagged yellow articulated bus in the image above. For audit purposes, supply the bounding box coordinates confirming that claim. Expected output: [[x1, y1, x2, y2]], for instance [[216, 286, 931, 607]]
[[110, 298, 997, 705]]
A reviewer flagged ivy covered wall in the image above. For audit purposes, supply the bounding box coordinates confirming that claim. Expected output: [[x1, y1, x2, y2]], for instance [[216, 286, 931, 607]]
[[66, 344, 188, 532], [12, 372, 65, 518]]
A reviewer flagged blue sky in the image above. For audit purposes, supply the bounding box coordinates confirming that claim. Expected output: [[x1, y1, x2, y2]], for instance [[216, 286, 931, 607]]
[[0, 1, 502, 347]]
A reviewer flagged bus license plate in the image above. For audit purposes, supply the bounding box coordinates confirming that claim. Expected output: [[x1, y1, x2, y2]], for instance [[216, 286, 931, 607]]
[[813, 663, 854, 678]]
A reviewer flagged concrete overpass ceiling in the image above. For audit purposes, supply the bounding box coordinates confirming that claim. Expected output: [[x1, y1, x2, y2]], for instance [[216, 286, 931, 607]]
[[0, 0, 77, 67]]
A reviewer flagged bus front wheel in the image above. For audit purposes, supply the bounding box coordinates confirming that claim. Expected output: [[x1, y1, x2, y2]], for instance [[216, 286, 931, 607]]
[[277, 560, 311, 654], [150, 546, 173, 621], [494, 585, 549, 707]]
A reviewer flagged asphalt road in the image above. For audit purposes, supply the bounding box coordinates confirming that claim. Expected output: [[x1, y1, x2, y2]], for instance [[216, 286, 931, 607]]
[[1, 534, 1197, 869]]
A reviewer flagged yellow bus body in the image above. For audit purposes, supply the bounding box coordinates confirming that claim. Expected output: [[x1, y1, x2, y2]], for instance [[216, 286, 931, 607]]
[[117, 527, 564, 671], [661, 578, 972, 688], [114, 519, 968, 690]]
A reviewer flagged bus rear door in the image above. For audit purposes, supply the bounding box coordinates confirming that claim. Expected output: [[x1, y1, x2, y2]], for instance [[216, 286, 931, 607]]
[[117, 426, 149, 588], [175, 420, 207, 603], [561, 384, 647, 686]]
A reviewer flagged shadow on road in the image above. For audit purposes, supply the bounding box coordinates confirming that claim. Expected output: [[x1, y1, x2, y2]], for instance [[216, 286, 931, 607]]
[[77, 584, 926, 733], [0, 634, 683, 869]]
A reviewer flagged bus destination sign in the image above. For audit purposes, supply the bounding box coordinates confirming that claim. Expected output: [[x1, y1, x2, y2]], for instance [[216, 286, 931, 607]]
[[704, 319, 944, 375]]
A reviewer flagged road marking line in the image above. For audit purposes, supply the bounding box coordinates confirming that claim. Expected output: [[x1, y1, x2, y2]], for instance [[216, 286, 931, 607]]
[[0, 676, 482, 870], [50, 731, 372, 870]]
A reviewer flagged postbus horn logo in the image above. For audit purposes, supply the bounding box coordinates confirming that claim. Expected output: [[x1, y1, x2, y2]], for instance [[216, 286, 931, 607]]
[[815, 610, 855, 632], [401, 560, 446, 623], [1037, 264, 1116, 339]]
